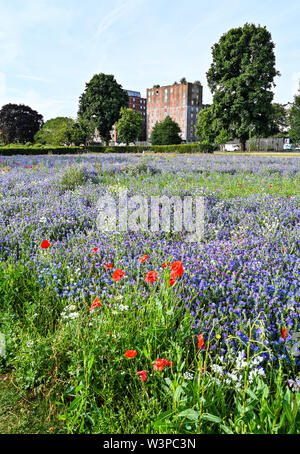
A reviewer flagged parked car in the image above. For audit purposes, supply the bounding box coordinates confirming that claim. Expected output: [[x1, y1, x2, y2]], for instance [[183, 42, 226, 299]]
[[283, 143, 292, 150], [283, 138, 300, 150], [224, 143, 240, 152]]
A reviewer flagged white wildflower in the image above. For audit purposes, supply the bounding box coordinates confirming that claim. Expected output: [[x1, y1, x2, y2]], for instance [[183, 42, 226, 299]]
[[183, 372, 194, 381]]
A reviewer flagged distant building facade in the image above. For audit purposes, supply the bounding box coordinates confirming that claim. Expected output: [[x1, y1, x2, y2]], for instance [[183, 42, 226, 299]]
[[110, 89, 147, 142], [146, 81, 204, 142]]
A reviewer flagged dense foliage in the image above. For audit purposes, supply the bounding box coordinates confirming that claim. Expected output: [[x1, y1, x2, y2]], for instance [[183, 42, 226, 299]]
[[0, 143, 214, 155], [0, 103, 43, 145], [289, 87, 300, 143], [150, 116, 182, 145], [115, 108, 144, 145], [206, 23, 279, 150], [78, 73, 128, 145], [67, 119, 92, 146], [195, 106, 217, 143], [270, 103, 288, 136], [34, 117, 75, 146]]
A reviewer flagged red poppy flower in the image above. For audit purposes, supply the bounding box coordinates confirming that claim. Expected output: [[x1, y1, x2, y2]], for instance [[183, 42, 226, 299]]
[[104, 263, 113, 270], [136, 370, 147, 382], [89, 296, 101, 312], [92, 247, 98, 255], [281, 328, 287, 340], [145, 271, 158, 283], [113, 268, 125, 281], [197, 333, 204, 350], [153, 358, 170, 371], [124, 350, 137, 358], [170, 261, 183, 278], [162, 261, 170, 268], [40, 240, 50, 249], [169, 275, 177, 287], [139, 255, 149, 264]]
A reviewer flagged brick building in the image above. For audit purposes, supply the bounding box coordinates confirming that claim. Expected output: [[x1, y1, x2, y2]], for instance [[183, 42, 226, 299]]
[[110, 89, 147, 142], [146, 81, 204, 142]]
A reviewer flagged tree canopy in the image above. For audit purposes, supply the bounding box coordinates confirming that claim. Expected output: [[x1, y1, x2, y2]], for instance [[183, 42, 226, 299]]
[[78, 73, 128, 145], [67, 119, 93, 146], [0, 103, 43, 144], [115, 107, 143, 145], [269, 103, 288, 136], [289, 87, 300, 143], [206, 23, 279, 150], [150, 116, 182, 145], [195, 106, 217, 143], [34, 117, 75, 145]]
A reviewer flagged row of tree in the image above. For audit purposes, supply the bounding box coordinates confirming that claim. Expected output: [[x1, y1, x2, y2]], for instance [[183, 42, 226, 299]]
[[1, 23, 300, 148], [0, 73, 144, 146]]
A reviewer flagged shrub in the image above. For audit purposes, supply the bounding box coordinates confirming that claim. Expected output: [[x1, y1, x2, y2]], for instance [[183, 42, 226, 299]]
[[0, 146, 82, 155], [0, 143, 214, 155], [58, 165, 99, 192]]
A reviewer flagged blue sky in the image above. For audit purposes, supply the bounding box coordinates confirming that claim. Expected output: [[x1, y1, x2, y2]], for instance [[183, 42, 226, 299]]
[[0, 0, 299, 121]]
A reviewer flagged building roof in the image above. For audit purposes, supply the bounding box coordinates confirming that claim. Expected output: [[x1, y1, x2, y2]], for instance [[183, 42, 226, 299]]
[[126, 90, 141, 97]]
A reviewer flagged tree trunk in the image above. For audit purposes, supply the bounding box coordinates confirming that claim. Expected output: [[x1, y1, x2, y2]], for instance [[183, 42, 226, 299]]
[[240, 139, 246, 151]]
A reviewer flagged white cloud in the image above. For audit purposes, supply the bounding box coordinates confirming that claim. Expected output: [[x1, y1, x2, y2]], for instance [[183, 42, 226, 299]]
[[94, 0, 142, 38], [16, 75, 50, 83], [94, 0, 129, 37]]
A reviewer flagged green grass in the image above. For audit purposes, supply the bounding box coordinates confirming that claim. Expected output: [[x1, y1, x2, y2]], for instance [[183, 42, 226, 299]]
[[99, 169, 300, 199], [0, 374, 62, 434]]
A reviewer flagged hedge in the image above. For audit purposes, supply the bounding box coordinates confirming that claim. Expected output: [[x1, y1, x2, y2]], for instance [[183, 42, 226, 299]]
[[85, 143, 214, 153], [0, 146, 82, 156], [0, 142, 214, 155]]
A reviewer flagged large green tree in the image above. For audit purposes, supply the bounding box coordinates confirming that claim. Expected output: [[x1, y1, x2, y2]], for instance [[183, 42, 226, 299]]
[[78, 73, 128, 145], [67, 119, 93, 146], [150, 116, 182, 145], [115, 107, 143, 145], [288, 87, 300, 143], [195, 106, 217, 143], [206, 23, 280, 150], [0, 103, 43, 144], [34, 117, 75, 145], [270, 103, 288, 136]]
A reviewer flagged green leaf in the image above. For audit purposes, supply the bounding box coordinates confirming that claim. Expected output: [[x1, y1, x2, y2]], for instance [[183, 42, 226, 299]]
[[178, 409, 199, 421], [201, 413, 222, 424]]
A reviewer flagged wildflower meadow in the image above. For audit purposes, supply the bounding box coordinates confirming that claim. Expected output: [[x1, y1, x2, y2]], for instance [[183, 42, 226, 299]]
[[0, 153, 299, 434]]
